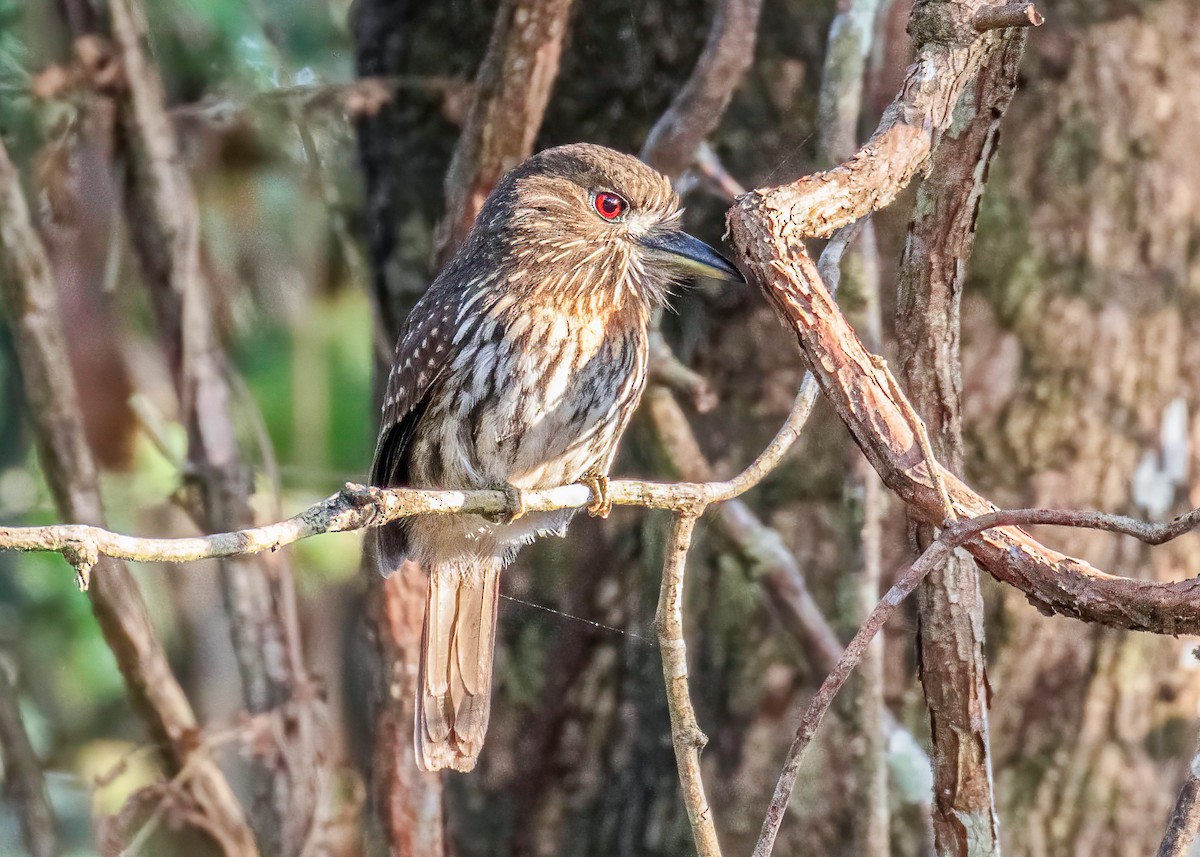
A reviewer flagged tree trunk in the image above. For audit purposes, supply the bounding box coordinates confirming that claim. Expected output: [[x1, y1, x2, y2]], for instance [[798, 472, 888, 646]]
[[966, 3, 1200, 854]]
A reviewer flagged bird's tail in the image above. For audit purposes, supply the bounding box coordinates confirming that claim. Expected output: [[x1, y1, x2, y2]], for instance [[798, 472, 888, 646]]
[[415, 555, 502, 773]]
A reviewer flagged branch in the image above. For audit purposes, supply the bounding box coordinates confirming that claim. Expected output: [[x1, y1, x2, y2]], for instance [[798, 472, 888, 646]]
[[434, 0, 575, 266], [1158, 732, 1200, 857], [972, 2, 1043, 31], [0, 666, 59, 857], [895, 26, 1026, 857], [726, 0, 1200, 635], [0, 136, 257, 855], [655, 512, 721, 857], [648, 330, 718, 413], [753, 505, 1200, 857], [640, 0, 764, 178], [105, 1, 328, 850]]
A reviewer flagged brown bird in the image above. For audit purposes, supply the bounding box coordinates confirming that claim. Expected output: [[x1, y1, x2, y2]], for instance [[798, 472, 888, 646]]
[[369, 143, 742, 772]]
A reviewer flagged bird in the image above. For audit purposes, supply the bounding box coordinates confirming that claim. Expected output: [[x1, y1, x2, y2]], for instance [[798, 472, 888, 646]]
[[368, 143, 742, 773]]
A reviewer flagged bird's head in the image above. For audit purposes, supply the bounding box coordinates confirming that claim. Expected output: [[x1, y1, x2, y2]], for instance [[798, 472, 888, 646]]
[[468, 143, 743, 314]]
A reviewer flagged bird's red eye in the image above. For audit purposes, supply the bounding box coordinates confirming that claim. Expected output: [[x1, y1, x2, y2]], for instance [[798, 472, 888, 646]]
[[593, 191, 627, 220]]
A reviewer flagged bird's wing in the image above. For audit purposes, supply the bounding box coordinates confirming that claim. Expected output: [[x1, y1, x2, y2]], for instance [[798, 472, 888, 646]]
[[370, 285, 463, 491], [368, 285, 467, 575]]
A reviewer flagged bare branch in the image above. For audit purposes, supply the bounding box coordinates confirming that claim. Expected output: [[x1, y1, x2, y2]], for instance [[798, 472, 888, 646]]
[[435, 0, 575, 266], [726, 0, 1200, 634], [972, 3, 1043, 31], [1158, 732, 1200, 857], [648, 331, 719, 413], [0, 667, 59, 857], [655, 512, 721, 857], [104, 0, 331, 850], [640, 0, 764, 178], [754, 505, 1200, 857]]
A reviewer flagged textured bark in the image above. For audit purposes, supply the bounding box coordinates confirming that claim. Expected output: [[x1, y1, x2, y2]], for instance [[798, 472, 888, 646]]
[[0, 138, 257, 856], [351, 2, 445, 853], [896, 30, 1025, 857], [968, 2, 1200, 854]]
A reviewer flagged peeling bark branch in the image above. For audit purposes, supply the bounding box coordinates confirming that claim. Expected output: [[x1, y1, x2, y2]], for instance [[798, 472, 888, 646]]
[[435, 0, 575, 266], [655, 512, 722, 857], [640, 0, 763, 177], [727, 2, 1200, 634], [896, 29, 1025, 857], [0, 138, 256, 856]]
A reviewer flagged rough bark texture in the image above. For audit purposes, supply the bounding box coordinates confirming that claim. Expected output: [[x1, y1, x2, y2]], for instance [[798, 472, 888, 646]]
[[965, 2, 1200, 854], [896, 30, 1026, 857]]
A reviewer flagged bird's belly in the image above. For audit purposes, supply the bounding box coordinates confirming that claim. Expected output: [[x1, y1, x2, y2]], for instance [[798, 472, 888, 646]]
[[406, 322, 645, 555], [443, 323, 643, 487]]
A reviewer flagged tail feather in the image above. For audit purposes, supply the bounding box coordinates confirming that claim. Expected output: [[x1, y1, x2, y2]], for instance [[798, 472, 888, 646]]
[[416, 557, 502, 772]]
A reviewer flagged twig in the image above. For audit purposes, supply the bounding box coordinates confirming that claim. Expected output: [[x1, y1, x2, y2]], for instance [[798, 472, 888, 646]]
[[753, 505, 1200, 857], [0, 666, 59, 857], [434, 0, 575, 267], [972, 3, 1043, 31], [692, 142, 748, 202], [648, 331, 719, 413], [1158, 731, 1200, 857], [654, 512, 721, 857]]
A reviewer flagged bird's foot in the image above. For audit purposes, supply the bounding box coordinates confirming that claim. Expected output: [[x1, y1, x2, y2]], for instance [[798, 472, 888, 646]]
[[579, 472, 611, 519], [487, 482, 526, 524]]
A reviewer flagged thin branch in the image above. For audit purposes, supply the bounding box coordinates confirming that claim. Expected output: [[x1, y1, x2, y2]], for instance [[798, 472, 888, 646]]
[[692, 142, 747, 202], [648, 330, 719, 413], [753, 505, 1200, 857], [0, 666, 59, 857], [105, 0, 328, 850], [640, 0, 764, 178], [1158, 731, 1200, 857], [972, 3, 1043, 31], [654, 512, 721, 857]]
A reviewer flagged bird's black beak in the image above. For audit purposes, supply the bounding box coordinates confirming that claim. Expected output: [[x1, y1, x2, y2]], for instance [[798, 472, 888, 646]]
[[638, 230, 744, 283]]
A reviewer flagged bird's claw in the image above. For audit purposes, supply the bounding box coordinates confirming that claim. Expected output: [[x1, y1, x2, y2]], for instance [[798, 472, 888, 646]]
[[580, 473, 611, 519]]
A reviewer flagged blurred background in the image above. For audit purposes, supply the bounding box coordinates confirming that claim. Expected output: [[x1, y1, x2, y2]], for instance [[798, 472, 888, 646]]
[[2, 0, 1200, 855]]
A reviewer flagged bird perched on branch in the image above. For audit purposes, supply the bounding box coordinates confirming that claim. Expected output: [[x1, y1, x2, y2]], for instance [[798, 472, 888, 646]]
[[369, 143, 742, 772]]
